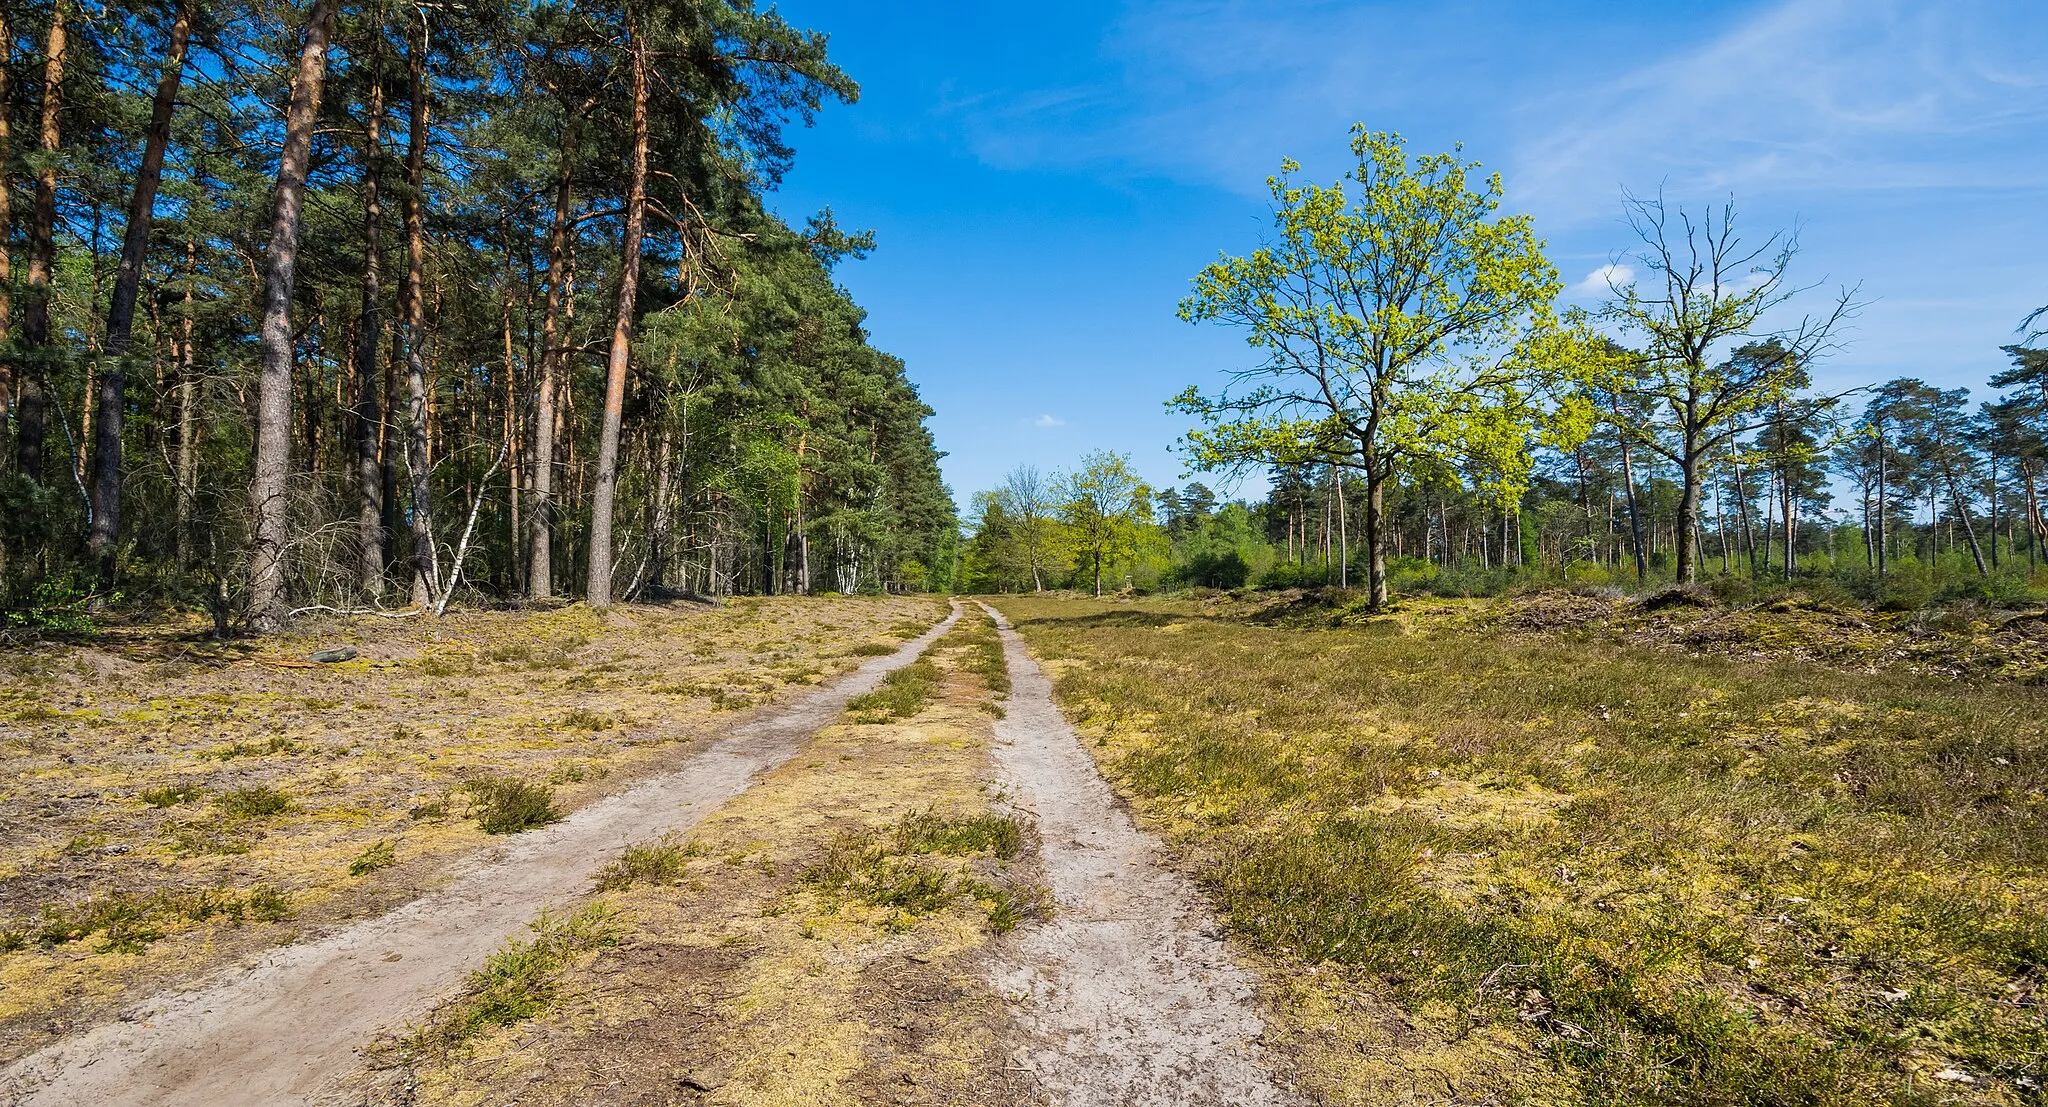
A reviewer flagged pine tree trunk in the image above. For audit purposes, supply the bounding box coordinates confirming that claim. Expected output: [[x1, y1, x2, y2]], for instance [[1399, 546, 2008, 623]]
[[88, 2, 190, 584], [584, 28, 650, 610], [248, 0, 339, 631], [17, 0, 69, 483], [1949, 473, 1989, 576], [501, 233, 521, 594], [174, 238, 197, 568], [1618, 431, 1647, 582], [353, 23, 388, 599], [0, 8, 14, 434], [529, 124, 575, 598], [400, 15, 438, 608]]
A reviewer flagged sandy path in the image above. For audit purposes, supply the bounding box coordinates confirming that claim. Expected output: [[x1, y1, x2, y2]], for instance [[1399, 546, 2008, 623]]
[[980, 604, 1302, 1107], [1, 606, 961, 1107]]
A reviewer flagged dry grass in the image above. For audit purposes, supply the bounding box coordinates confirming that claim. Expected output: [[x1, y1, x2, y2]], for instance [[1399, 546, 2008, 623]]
[[0, 594, 946, 1063], [368, 605, 1046, 1107], [994, 594, 2048, 1107]]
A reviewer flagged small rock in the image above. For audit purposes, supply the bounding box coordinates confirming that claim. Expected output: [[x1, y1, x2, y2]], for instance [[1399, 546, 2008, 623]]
[[1932, 1069, 1973, 1083], [680, 1070, 727, 1092], [309, 647, 358, 663]]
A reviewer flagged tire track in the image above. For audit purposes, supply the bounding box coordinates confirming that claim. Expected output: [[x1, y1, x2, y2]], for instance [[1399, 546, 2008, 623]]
[[980, 602, 1302, 1107], [2, 605, 961, 1107]]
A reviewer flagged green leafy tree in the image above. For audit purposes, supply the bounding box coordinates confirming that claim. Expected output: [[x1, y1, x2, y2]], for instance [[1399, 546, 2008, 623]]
[[1057, 450, 1151, 597], [1175, 127, 1561, 609], [1590, 195, 1855, 584]]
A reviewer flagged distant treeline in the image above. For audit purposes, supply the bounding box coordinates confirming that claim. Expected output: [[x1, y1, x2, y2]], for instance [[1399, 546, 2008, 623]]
[[965, 127, 2047, 609], [0, 0, 955, 633]]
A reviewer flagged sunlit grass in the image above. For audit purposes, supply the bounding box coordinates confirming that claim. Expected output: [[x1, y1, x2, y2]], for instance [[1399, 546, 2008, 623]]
[[997, 594, 2048, 1106]]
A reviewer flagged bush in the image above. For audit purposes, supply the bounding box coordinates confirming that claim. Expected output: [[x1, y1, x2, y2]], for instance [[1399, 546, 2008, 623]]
[[216, 785, 292, 819], [1254, 560, 1325, 591], [349, 840, 396, 876], [1183, 549, 1251, 589], [593, 835, 697, 891], [847, 659, 939, 722], [141, 783, 204, 808], [463, 777, 562, 834]]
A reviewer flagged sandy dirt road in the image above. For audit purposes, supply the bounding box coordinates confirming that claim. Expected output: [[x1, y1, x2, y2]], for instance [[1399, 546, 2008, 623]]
[[0, 607, 960, 1107], [981, 603, 1303, 1107]]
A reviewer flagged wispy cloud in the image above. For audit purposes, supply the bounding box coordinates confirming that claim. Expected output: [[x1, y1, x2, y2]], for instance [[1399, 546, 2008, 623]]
[[1031, 414, 1066, 427], [937, 0, 2048, 223], [1511, 0, 2048, 222]]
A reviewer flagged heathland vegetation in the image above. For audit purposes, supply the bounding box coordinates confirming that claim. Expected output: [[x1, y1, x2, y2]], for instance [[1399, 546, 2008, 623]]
[[997, 593, 2046, 1103], [0, 0, 954, 637]]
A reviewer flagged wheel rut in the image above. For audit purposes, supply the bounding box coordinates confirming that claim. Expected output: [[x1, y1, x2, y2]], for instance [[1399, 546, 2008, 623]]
[[980, 603, 1303, 1107], [1, 607, 962, 1107]]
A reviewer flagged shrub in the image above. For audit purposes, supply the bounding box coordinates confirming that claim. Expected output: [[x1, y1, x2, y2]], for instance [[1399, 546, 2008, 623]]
[[349, 840, 396, 876], [593, 835, 697, 891], [893, 808, 1022, 859], [141, 783, 204, 808], [403, 904, 621, 1055], [847, 659, 939, 723], [216, 785, 292, 819], [1184, 549, 1251, 589], [463, 777, 561, 834]]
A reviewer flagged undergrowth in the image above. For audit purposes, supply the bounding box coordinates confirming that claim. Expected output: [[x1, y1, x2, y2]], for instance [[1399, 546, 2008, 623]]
[[1, 883, 293, 955]]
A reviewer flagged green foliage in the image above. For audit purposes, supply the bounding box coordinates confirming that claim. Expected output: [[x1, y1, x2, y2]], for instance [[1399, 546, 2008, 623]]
[[462, 777, 562, 834], [846, 659, 939, 723], [348, 840, 397, 876], [892, 808, 1022, 860], [804, 808, 1032, 933], [215, 785, 292, 819], [140, 783, 204, 808], [10, 883, 294, 956], [592, 835, 702, 891], [403, 904, 622, 1056]]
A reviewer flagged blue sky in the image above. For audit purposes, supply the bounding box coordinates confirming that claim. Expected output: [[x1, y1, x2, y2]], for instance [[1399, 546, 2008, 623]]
[[766, 0, 2048, 505]]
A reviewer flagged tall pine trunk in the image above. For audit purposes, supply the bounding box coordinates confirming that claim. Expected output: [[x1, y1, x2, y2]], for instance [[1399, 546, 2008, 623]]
[[17, 0, 69, 483], [353, 23, 388, 598], [1618, 430, 1648, 582], [584, 28, 649, 610], [173, 238, 197, 568], [529, 123, 575, 599], [1948, 472, 1990, 576], [249, 0, 340, 629], [0, 8, 14, 434], [400, 13, 438, 608], [89, 1, 191, 585]]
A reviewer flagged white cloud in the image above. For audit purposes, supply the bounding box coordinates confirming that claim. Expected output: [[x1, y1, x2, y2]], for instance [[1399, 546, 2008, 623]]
[[1574, 263, 1634, 297], [1031, 414, 1066, 427]]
